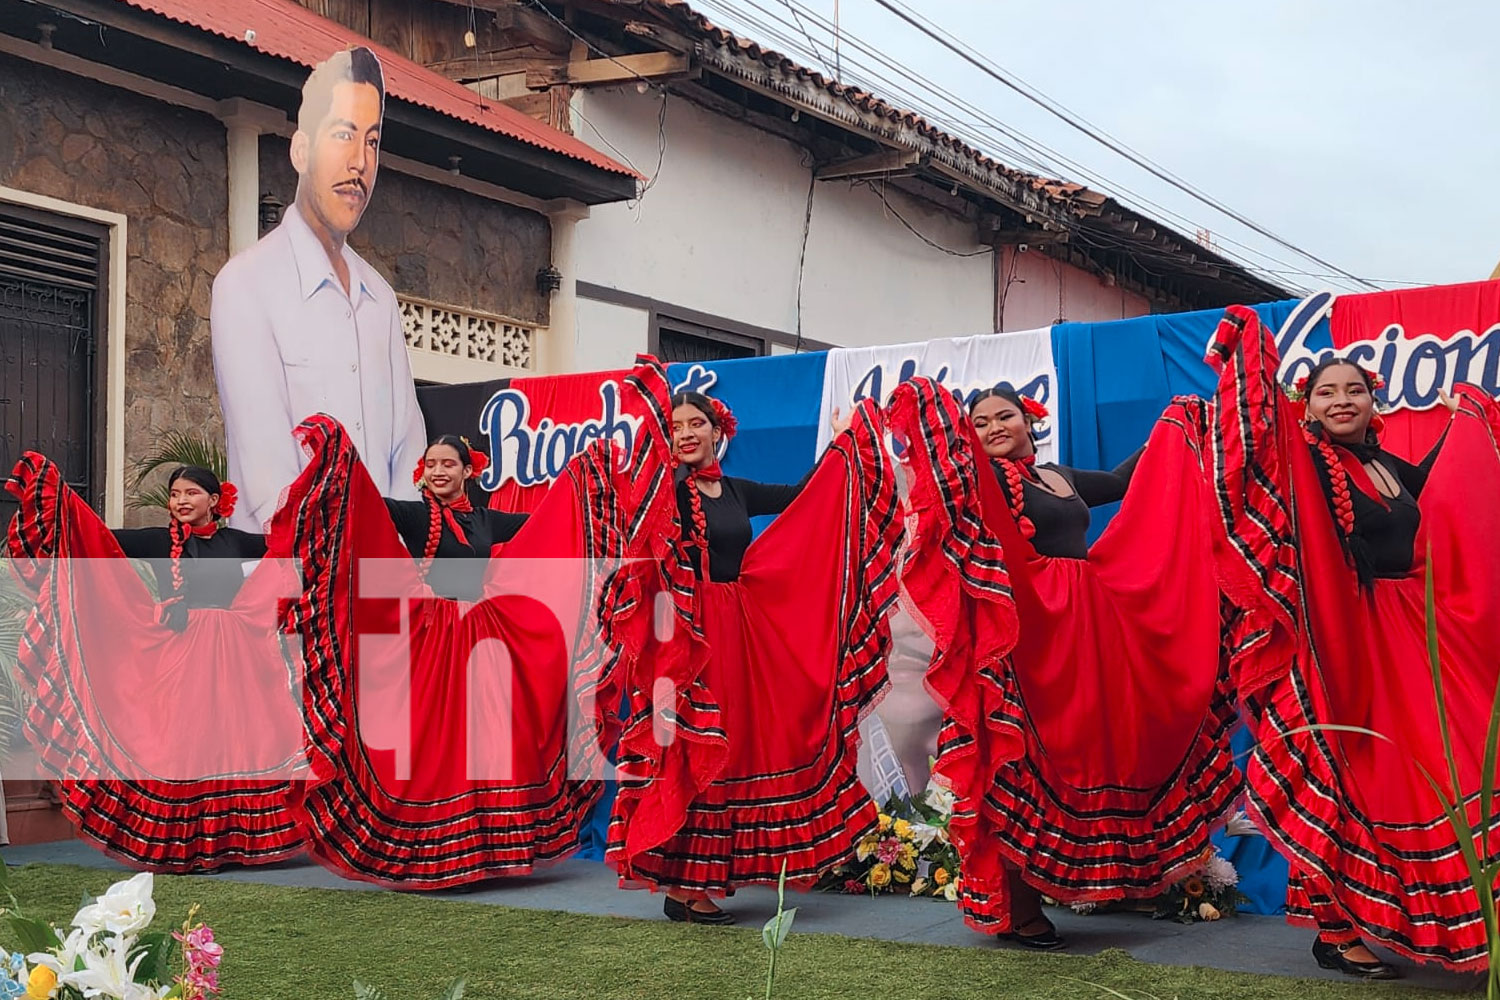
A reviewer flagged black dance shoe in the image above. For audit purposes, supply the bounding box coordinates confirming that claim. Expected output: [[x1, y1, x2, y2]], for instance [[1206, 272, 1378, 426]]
[[1001, 916, 1067, 951], [1311, 938, 1401, 979], [663, 896, 737, 925]]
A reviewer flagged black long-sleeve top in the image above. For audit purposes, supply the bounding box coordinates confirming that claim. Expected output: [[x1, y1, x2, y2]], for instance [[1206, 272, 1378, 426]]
[[996, 448, 1144, 559], [1310, 437, 1441, 580], [676, 472, 804, 582], [383, 498, 528, 600], [112, 526, 267, 609]]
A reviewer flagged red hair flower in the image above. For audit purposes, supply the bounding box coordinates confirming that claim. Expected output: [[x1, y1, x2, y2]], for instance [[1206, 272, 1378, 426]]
[[213, 482, 238, 519], [412, 457, 426, 486], [461, 437, 489, 478], [710, 398, 738, 440], [1021, 396, 1049, 421]]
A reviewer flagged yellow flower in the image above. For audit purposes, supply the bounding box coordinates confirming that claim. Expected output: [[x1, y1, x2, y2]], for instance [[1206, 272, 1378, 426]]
[[27, 965, 57, 1000], [869, 863, 892, 888], [899, 843, 919, 868], [892, 819, 912, 839], [892, 866, 913, 883], [855, 835, 879, 862], [933, 866, 950, 886], [877, 813, 893, 833], [910, 876, 929, 896]]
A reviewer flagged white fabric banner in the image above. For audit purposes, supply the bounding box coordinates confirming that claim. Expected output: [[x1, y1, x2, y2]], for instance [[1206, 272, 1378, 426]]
[[815, 327, 1060, 461]]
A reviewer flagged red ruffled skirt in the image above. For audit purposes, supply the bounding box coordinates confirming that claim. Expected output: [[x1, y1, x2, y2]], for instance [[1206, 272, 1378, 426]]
[[607, 405, 900, 894], [281, 363, 674, 888], [4, 453, 307, 871], [1208, 306, 1500, 972], [889, 379, 1239, 933]]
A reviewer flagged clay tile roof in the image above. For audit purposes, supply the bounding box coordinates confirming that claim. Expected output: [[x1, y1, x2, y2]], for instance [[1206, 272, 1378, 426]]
[[119, 0, 641, 179], [629, 0, 1287, 298]]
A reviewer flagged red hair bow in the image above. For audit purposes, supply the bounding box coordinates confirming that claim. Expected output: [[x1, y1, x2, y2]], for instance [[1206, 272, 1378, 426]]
[[213, 482, 238, 519], [1021, 397, 1049, 421], [710, 398, 738, 440], [412, 457, 426, 486]]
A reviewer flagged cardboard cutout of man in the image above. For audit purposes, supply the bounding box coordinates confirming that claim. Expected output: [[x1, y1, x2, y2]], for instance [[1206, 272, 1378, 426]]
[[212, 46, 425, 530]]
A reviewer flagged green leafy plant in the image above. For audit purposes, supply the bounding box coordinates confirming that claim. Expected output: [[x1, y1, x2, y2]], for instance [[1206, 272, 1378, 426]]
[[759, 861, 797, 1000], [0, 573, 34, 758], [127, 432, 227, 511]]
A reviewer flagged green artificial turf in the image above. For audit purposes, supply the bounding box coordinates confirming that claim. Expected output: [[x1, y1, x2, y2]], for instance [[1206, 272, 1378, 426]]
[[0, 864, 1479, 999]]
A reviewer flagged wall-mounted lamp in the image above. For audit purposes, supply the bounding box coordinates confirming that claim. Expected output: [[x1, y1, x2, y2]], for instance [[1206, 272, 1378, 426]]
[[535, 265, 564, 296], [258, 192, 284, 233]]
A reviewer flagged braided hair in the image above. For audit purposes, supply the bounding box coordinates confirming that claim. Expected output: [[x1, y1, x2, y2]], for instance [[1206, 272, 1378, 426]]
[[1301, 358, 1382, 588], [672, 391, 720, 577], [969, 388, 1038, 537], [995, 458, 1037, 539], [417, 434, 475, 576], [165, 466, 222, 597]]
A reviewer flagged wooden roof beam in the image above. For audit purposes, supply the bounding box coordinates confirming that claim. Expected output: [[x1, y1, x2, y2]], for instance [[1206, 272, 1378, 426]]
[[816, 149, 921, 181]]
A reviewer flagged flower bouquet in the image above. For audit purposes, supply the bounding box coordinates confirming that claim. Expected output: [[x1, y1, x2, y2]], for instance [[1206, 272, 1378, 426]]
[[0, 858, 220, 999], [814, 803, 922, 896], [817, 778, 965, 900], [1068, 848, 1246, 923]]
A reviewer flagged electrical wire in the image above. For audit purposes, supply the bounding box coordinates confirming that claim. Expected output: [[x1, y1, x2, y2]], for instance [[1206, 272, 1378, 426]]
[[866, 0, 1381, 291], [697, 0, 1353, 292]]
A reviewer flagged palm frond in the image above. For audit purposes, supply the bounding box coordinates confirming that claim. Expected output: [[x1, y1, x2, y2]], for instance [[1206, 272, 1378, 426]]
[[129, 432, 227, 493], [128, 432, 227, 511], [0, 575, 34, 757]]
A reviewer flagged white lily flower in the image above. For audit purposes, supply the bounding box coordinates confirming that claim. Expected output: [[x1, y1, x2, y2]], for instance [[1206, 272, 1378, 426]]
[[907, 822, 942, 850], [922, 781, 956, 817], [60, 934, 146, 998], [72, 873, 156, 938], [29, 926, 90, 978]]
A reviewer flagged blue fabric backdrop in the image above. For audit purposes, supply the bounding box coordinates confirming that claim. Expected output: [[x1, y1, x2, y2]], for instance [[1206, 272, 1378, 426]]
[[1052, 300, 1328, 544]]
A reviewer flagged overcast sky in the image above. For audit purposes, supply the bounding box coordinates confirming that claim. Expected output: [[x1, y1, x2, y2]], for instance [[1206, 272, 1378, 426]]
[[691, 0, 1500, 295]]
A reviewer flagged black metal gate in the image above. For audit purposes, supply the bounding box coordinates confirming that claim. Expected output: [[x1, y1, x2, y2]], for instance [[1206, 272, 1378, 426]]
[[0, 206, 105, 526]]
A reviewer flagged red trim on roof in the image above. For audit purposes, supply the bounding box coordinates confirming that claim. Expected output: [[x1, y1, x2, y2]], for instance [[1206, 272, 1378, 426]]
[[119, 0, 641, 179]]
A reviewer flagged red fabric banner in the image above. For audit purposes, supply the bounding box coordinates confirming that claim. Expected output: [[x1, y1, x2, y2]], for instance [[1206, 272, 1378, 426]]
[[476, 369, 635, 512], [1330, 279, 1500, 461]]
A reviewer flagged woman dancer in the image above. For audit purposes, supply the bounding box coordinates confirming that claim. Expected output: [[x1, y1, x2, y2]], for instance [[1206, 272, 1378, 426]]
[[1208, 306, 1500, 979], [384, 434, 528, 600], [5, 460, 307, 870], [607, 391, 901, 924], [280, 360, 677, 888], [888, 378, 1240, 948]]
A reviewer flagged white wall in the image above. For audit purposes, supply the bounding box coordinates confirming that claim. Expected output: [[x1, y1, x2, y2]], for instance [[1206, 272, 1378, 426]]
[[569, 87, 994, 369], [574, 296, 649, 371]]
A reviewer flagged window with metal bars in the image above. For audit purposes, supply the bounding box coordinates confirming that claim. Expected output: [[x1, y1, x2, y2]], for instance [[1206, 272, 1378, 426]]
[[0, 204, 107, 522]]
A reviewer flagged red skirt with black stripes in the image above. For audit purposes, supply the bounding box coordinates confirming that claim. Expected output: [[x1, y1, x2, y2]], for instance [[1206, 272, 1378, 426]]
[[888, 378, 1240, 934], [606, 404, 901, 894], [4, 454, 307, 871], [279, 362, 674, 889], [1209, 306, 1500, 972]]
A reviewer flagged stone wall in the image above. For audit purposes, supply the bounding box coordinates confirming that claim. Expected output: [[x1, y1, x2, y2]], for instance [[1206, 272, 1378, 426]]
[[0, 58, 228, 526], [259, 136, 552, 327]]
